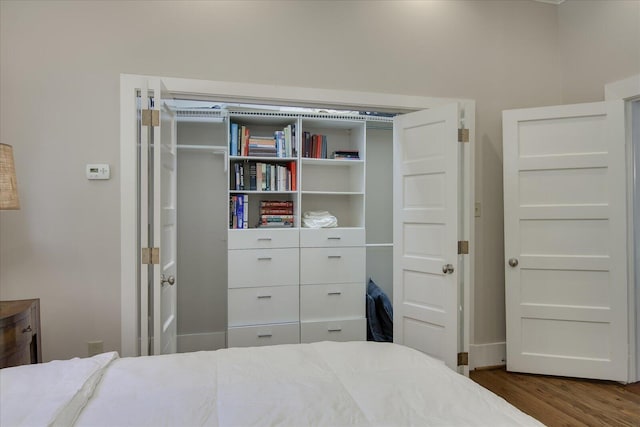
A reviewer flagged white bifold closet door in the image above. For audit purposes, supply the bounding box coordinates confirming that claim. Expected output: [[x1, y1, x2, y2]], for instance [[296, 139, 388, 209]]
[[503, 101, 628, 381], [145, 78, 178, 356]]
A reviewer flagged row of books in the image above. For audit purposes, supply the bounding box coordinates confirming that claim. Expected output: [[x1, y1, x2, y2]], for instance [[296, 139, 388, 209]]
[[259, 200, 294, 228], [230, 123, 297, 158], [229, 194, 248, 229], [229, 198, 295, 229], [231, 161, 297, 192], [302, 132, 327, 159]]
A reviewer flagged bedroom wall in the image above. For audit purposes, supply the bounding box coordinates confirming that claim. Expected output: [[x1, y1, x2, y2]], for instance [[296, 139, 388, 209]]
[[558, 0, 640, 104], [0, 0, 568, 362]]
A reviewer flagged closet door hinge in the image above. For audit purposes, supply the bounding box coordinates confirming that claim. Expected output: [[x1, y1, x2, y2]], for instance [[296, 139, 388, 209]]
[[141, 247, 160, 264], [141, 109, 160, 127], [458, 240, 469, 255], [457, 352, 469, 366], [458, 128, 469, 143]]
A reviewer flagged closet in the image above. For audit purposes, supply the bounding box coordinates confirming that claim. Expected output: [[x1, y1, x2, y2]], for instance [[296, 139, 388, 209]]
[[121, 74, 474, 373], [175, 118, 228, 352], [173, 105, 394, 352]]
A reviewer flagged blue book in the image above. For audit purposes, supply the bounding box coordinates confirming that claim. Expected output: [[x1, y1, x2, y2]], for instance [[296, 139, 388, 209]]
[[230, 123, 238, 156], [236, 195, 243, 229]]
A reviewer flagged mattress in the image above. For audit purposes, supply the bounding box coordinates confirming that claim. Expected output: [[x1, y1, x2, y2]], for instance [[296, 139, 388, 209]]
[[1, 341, 543, 426]]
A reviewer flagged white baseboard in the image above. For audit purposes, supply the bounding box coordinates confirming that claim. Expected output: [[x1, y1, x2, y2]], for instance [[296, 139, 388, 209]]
[[177, 331, 227, 353], [470, 342, 506, 370]]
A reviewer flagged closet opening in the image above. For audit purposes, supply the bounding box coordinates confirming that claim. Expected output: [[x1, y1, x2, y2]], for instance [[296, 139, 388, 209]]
[[167, 99, 396, 353]]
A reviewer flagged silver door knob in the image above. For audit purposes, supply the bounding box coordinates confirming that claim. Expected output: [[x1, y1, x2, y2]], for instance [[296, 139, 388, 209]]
[[161, 274, 175, 286], [442, 264, 454, 274], [508, 258, 519, 267]]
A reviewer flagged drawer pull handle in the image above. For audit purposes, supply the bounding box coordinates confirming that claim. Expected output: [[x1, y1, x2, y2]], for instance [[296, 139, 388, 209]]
[[257, 237, 272, 241], [328, 291, 342, 296], [257, 257, 272, 261], [22, 325, 32, 333], [328, 255, 342, 259], [257, 295, 272, 299], [328, 328, 342, 332], [327, 237, 341, 240], [257, 334, 273, 338]]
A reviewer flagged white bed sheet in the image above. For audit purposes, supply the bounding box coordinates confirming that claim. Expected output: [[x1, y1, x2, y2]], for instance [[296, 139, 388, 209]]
[[2, 341, 544, 427]]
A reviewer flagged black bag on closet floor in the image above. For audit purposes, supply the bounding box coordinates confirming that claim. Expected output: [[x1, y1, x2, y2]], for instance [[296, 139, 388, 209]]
[[366, 278, 393, 342]]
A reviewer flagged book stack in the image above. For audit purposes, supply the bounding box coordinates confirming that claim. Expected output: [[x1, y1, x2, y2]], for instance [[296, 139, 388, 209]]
[[248, 136, 277, 157], [230, 123, 297, 158], [331, 150, 360, 160], [229, 194, 249, 229], [259, 200, 294, 228], [302, 132, 328, 159]]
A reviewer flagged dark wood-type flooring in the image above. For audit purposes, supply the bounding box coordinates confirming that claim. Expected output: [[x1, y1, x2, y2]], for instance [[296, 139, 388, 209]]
[[470, 368, 640, 426]]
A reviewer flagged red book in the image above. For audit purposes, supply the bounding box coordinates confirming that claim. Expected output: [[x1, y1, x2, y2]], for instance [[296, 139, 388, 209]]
[[289, 161, 297, 191]]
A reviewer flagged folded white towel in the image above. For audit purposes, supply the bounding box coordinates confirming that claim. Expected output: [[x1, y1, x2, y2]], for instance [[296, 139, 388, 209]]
[[302, 211, 338, 228]]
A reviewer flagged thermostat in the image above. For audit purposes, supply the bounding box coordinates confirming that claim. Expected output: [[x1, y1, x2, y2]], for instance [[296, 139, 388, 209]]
[[86, 164, 110, 180]]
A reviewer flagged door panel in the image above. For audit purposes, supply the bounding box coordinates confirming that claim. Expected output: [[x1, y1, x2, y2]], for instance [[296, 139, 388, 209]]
[[393, 103, 460, 370], [151, 79, 178, 355], [503, 101, 627, 381]]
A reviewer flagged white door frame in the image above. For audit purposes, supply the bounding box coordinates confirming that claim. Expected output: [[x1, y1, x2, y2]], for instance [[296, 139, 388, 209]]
[[120, 74, 475, 362], [605, 73, 640, 382]]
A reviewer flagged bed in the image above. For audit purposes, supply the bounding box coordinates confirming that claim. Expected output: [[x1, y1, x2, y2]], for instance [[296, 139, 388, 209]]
[[1, 341, 543, 426]]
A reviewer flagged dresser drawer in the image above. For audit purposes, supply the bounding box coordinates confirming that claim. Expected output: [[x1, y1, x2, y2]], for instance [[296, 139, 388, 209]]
[[0, 311, 32, 359], [300, 228, 364, 247], [228, 323, 300, 348], [229, 248, 299, 288], [300, 247, 365, 285], [300, 318, 366, 343], [228, 229, 299, 250], [228, 285, 299, 327], [300, 283, 365, 322]]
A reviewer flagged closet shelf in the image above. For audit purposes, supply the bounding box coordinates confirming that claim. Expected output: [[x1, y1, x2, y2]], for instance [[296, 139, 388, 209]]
[[229, 190, 297, 195], [178, 144, 227, 152], [301, 191, 364, 196], [301, 158, 363, 166], [230, 156, 297, 162]]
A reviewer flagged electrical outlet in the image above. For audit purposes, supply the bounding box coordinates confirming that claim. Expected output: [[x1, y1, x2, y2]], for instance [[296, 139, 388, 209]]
[[87, 340, 104, 356], [475, 202, 481, 217]]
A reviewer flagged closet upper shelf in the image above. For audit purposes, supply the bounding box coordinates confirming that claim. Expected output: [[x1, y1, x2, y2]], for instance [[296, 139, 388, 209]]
[[230, 156, 297, 162], [301, 158, 363, 166]]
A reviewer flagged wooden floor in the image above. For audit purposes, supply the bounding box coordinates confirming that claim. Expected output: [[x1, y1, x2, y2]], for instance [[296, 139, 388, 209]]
[[470, 368, 640, 426]]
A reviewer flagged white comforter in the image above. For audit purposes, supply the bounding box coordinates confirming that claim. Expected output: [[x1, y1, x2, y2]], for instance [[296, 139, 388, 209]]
[[1, 341, 543, 426]]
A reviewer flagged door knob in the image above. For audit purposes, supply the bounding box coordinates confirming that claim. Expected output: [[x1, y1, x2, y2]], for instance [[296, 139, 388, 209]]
[[161, 274, 175, 286], [442, 264, 454, 274], [508, 258, 519, 267]]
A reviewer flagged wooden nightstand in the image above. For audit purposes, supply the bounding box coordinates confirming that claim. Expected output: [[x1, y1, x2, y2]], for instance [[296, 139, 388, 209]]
[[0, 299, 41, 368]]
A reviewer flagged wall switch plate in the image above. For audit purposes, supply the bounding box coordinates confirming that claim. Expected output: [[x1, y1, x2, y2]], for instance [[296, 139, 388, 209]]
[[475, 202, 481, 217], [86, 164, 110, 180]]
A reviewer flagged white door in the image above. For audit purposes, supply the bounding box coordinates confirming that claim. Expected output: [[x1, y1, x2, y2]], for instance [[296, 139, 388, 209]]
[[138, 78, 178, 356], [153, 80, 178, 355], [393, 103, 462, 370], [503, 101, 628, 381]]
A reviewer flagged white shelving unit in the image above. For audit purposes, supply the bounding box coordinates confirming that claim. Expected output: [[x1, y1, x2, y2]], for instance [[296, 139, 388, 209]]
[[227, 113, 367, 347]]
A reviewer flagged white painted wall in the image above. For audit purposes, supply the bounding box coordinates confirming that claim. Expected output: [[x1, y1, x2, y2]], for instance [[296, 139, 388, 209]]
[[0, 0, 635, 362], [558, 0, 640, 104]]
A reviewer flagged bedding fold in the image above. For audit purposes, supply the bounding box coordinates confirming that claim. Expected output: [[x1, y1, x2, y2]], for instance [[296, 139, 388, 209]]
[[0, 351, 118, 427]]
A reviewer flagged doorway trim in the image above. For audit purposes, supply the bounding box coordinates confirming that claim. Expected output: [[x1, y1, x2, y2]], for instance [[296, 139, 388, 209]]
[[605, 73, 640, 382], [120, 74, 475, 364]]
